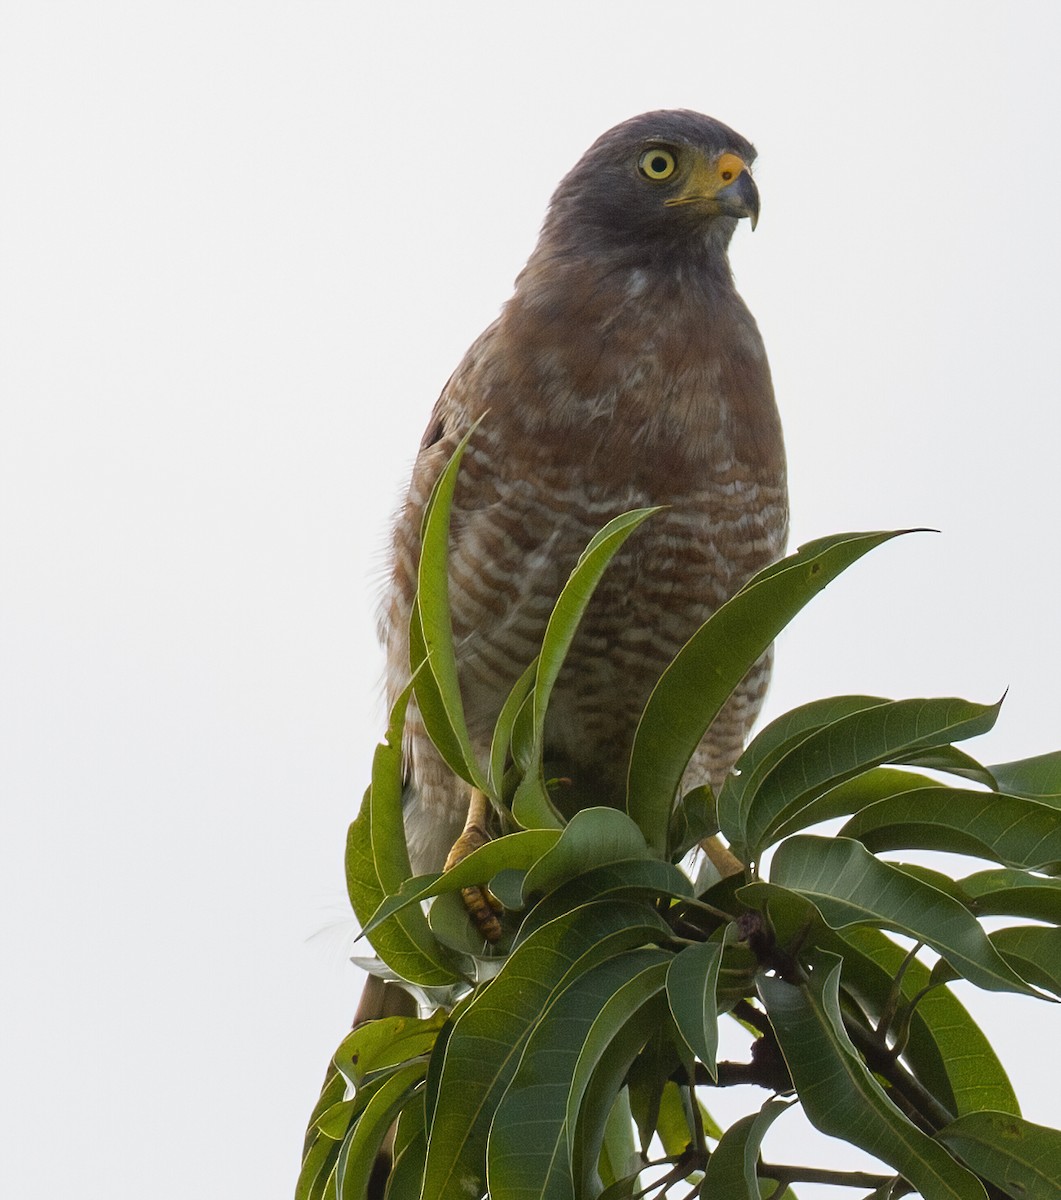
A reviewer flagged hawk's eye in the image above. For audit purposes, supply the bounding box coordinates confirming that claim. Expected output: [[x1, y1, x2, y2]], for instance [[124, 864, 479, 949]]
[[638, 148, 677, 181]]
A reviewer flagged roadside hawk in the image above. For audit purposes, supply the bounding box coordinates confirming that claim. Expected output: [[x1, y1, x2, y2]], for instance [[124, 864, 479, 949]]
[[350, 112, 788, 1193], [379, 109, 787, 891]]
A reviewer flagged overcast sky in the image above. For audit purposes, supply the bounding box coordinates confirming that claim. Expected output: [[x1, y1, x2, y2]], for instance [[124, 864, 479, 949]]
[[2, 4, 1059, 1197]]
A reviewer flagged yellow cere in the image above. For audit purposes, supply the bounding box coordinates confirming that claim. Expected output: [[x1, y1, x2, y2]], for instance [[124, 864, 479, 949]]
[[715, 153, 747, 185]]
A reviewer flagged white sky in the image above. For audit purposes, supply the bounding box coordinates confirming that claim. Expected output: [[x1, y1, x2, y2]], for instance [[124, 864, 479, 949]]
[[2, 4, 1059, 1197]]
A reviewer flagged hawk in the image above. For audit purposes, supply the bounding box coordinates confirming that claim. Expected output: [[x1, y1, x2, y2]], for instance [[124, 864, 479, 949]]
[[347, 114, 789, 1195], [380, 109, 788, 892]]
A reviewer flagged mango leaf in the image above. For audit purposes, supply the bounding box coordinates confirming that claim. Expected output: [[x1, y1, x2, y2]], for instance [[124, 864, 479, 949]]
[[386, 1118, 428, 1199], [768, 766, 940, 848], [666, 927, 733, 1079], [411, 419, 489, 792], [486, 951, 670, 1199], [759, 954, 987, 1200], [488, 657, 537, 798], [597, 1090, 641, 1197], [960, 868, 1061, 924], [359, 828, 560, 938], [521, 807, 653, 899], [669, 785, 718, 860], [717, 694, 889, 845], [840, 788, 1061, 872], [533, 508, 661, 739], [896, 744, 998, 790], [838, 927, 1020, 1117], [420, 900, 670, 1200], [627, 531, 911, 856], [734, 885, 988, 1112], [738, 696, 1002, 859], [346, 683, 460, 986], [297, 1068, 347, 1200], [334, 1061, 426, 1200], [652, 1080, 698, 1157], [333, 1010, 447, 1086], [989, 926, 1061, 998], [758, 835, 1042, 996], [700, 1098, 792, 1200], [989, 750, 1061, 805], [517, 858, 694, 945], [937, 1112, 1061, 1200], [572, 990, 671, 1198], [428, 888, 513, 957], [296, 1132, 342, 1200], [510, 508, 660, 831]]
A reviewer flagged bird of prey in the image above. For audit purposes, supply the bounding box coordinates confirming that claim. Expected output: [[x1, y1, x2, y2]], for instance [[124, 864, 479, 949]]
[[347, 114, 789, 1197], [377, 109, 788, 900]]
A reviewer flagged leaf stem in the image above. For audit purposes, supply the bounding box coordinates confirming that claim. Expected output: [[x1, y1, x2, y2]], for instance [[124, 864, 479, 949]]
[[841, 1013, 955, 1131], [874, 940, 923, 1045]]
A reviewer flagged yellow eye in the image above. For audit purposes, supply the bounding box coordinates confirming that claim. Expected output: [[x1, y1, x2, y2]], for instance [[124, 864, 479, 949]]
[[638, 148, 677, 181]]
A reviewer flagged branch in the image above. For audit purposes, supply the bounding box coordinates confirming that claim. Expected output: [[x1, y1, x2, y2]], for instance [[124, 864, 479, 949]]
[[759, 1162, 894, 1190]]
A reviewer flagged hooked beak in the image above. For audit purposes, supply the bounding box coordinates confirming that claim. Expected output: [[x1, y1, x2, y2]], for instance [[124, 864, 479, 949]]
[[716, 168, 760, 230], [663, 153, 762, 229]]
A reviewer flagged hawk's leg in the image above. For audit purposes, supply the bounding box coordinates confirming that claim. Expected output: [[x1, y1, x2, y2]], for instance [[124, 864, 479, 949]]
[[700, 834, 745, 879], [444, 788, 503, 943]]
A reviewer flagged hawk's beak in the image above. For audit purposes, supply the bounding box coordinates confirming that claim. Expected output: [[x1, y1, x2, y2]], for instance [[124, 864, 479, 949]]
[[664, 154, 761, 229], [717, 169, 760, 230]]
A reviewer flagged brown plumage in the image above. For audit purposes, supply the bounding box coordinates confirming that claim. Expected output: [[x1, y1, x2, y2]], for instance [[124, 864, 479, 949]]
[[380, 109, 788, 878]]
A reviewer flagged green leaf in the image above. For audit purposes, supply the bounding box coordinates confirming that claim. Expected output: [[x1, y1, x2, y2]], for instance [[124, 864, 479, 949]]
[[669, 785, 719, 860], [565, 960, 671, 1171], [333, 1011, 447, 1087], [297, 1068, 347, 1200], [627, 530, 911, 856], [296, 1132, 341, 1200], [989, 925, 1061, 998], [937, 1112, 1061, 1200], [534, 508, 661, 740], [653, 1080, 697, 1157], [738, 696, 1002, 859], [486, 951, 670, 1199], [334, 1062, 426, 1200], [521, 807, 653, 899], [766, 766, 940, 846], [961, 868, 1061, 924], [717, 694, 889, 845], [597, 1091, 641, 1196], [666, 928, 732, 1079], [572, 991, 671, 1198], [420, 900, 670, 1200], [359, 828, 561, 938], [700, 1098, 791, 1200], [411, 419, 489, 792], [838, 927, 1020, 1117], [346, 684, 460, 986], [488, 657, 538, 799], [896, 744, 999, 790], [840, 788, 1061, 872], [989, 750, 1061, 804], [517, 858, 694, 945], [386, 1119, 427, 1199], [510, 508, 661, 831], [759, 954, 987, 1200], [756, 834, 1042, 995]]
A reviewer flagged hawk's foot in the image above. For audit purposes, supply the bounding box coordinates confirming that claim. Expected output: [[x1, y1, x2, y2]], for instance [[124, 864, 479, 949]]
[[444, 789, 503, 944]]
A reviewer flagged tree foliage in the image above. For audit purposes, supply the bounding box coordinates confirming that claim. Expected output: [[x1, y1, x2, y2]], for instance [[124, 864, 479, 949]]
[[300, 436, 1061, 1199]]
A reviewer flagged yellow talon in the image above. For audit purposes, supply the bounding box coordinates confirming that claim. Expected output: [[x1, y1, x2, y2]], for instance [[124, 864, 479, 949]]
[[445, 789, 504, 943]]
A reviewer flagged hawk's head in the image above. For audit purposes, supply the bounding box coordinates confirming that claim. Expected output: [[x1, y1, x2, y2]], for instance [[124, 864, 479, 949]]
[[541, 110, 760, 269]]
